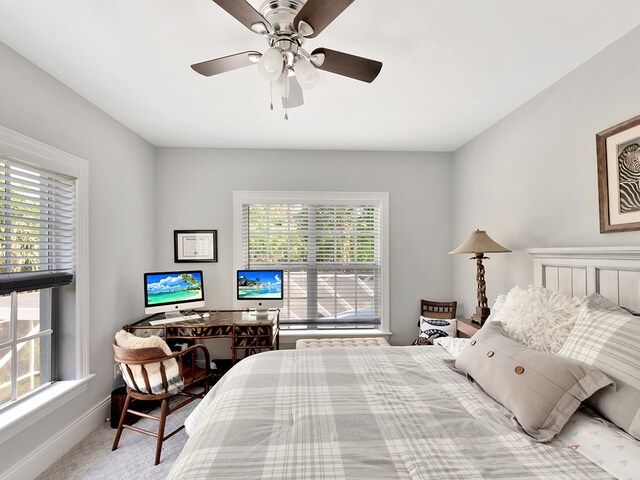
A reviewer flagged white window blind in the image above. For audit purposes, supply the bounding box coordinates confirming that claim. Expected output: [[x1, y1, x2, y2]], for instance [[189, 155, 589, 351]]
[[242, 202, 381, 327], [0, 155, 75, 293], [0, 153, 76, 409]]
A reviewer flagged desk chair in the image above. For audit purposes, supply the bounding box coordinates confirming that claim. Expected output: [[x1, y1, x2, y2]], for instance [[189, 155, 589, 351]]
[[112, 338, 212, 465]]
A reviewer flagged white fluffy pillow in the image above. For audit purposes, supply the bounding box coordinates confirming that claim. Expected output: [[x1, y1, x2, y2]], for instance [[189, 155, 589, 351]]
[[490, 286, 584, 354], [115, 330, 183, 394]]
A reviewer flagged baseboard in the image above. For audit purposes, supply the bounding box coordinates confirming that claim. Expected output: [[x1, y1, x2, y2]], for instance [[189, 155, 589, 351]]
[[0, 396, 110, 480]]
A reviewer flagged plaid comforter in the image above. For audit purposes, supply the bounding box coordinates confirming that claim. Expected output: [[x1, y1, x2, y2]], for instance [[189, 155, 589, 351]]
[[167, 346, 613, 479]]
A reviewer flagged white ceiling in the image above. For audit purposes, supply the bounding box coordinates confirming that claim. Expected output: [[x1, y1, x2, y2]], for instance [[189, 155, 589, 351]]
[[1, 1, 640, 151]]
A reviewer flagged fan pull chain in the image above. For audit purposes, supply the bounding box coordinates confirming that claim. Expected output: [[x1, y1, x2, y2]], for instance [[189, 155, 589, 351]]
[[269, 82, 274, 111], [284, 73, 289, 121]]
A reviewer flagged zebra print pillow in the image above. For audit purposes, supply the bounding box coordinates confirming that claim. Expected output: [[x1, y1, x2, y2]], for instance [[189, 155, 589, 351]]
[[418, 316, 456, 340]]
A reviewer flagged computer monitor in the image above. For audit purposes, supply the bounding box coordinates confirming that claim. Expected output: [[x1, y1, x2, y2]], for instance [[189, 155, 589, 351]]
[[144, 270, 205, 315], [236, 269, 283, 314]]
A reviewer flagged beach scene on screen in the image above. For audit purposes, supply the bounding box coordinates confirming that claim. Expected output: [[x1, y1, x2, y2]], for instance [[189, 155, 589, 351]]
[[146, 272, 203, 305], [238, 271, 282, 299]]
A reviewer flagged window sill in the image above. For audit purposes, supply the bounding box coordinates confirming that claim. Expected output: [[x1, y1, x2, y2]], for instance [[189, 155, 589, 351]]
[[0, 375, 94, 445]]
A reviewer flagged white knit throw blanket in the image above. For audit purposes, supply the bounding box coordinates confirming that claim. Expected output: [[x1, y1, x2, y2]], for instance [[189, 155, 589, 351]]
[[115, 330, 184, 395]]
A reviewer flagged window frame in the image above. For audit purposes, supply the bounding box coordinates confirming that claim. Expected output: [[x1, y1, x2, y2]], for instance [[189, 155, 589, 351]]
[[0, 125, 90, 443], [0, 289, 54, 406], [233, 190, 390, 334]]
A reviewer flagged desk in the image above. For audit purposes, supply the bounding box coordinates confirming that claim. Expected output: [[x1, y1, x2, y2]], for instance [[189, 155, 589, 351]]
[[124, 310, 279, 364]]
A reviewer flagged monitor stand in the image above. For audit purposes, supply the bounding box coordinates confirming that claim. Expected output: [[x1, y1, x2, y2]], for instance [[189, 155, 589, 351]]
[[164, 310, 184, 319], [252, 308, 269, 318]]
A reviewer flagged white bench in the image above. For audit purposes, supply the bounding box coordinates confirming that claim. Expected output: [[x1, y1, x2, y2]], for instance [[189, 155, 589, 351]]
[[296, 337, 390, 349]]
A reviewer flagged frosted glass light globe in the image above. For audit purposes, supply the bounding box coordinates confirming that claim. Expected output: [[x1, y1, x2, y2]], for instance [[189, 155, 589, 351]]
[[293, 56, 319, 90], [257, 47, 284, 81]]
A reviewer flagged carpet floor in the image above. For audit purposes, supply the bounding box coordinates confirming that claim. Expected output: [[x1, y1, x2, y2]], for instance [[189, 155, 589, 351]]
[[36, 399, 196, 480]]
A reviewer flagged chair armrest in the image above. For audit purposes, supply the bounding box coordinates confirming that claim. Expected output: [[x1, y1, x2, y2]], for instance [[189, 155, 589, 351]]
[[159, 344, 209, 365], [179, 344, 211, 371], [172, 345, 212, 386]]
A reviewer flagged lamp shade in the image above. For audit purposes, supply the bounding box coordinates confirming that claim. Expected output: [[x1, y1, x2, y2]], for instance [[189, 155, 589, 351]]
[[449, 229, 511, 255]]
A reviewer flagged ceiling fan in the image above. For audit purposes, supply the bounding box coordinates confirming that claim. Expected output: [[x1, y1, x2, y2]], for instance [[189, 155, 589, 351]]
[[191, 0, 383, 118]]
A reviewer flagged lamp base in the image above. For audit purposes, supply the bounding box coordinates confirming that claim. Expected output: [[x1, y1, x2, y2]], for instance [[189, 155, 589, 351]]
[[471, 307, 491, 326]]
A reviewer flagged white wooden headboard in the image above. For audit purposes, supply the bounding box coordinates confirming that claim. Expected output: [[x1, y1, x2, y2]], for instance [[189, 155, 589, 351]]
[[529, 247, 640, 312]]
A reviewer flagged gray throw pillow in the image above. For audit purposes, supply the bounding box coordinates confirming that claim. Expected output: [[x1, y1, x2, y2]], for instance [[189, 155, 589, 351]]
[[557, 302, 640, 440], [455, 322, 612, 442]]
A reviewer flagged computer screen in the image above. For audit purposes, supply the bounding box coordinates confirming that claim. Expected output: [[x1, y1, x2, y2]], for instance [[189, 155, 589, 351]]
[[236, 269, 283, 313], [144, 270, 205, 315], [237, 269, 283, 300]]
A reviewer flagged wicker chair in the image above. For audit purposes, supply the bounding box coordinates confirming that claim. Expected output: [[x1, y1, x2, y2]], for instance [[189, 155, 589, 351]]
[[112, 342, 212, 465], [411, 299, 457, 345]]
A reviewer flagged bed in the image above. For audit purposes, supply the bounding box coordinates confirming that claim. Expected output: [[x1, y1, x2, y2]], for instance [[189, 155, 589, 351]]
[[167, 247, 640, 479]]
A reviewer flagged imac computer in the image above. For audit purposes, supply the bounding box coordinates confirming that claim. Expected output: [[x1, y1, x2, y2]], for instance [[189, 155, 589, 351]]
[[236, 269, 283, 315], [144, 270, 205, 317]]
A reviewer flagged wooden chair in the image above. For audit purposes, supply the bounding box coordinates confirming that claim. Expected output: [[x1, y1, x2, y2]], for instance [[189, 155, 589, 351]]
[[112, 342, 212, 465], [412, 299, 457, 345]]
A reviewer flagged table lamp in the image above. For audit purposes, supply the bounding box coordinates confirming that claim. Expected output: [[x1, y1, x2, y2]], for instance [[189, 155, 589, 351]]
[[450, 229, 511, 325]]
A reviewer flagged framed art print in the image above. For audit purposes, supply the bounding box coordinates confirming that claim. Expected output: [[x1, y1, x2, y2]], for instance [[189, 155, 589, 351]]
[[174, 230, 218, 262], [597, 115, 640, 233]]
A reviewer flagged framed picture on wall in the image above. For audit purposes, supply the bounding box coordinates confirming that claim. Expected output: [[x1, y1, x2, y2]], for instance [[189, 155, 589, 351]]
[[597, 114, 640, 233], [174, 230, 218, 262]]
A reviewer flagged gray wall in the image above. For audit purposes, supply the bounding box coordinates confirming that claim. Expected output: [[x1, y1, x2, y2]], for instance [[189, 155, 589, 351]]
[[0, 42, 156, 470], [452, 26, 640, 317], [154, 148, 454, 346]]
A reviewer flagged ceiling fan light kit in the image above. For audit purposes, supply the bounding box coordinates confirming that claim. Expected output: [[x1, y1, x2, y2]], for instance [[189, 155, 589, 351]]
[[192, 0, 383, 119]]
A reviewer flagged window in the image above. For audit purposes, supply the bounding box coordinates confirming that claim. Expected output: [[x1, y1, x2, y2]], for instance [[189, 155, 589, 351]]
[[234, 191, 389, 332], [0, 127, 88, 442], [0, 156, 75, 409]]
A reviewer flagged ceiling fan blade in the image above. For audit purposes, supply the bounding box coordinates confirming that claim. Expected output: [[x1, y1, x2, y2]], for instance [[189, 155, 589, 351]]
[[294, 0, 355, 38], [311, 48, 382, 83], [282, 76, 304, 108], [211, 0, 272, 34], [191, 51, 261, 77]]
